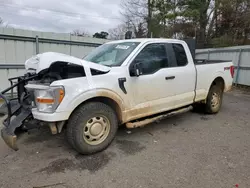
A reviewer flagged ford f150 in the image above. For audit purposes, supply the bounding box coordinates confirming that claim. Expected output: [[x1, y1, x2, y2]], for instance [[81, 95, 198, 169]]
[[0, 38, 234, 154]]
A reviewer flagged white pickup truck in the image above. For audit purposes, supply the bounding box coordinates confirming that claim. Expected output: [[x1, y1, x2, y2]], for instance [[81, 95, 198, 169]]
[[0, 38, 234, 154]]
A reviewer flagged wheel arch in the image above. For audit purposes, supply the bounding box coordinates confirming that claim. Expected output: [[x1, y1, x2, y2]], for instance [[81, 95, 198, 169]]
[[211, 77, 225, 91], [68, 90, 124, 124], [206, 76, 225, 99]]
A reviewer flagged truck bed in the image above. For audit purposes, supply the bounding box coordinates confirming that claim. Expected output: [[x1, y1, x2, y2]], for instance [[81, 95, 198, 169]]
[[194, 60, 233, 102]]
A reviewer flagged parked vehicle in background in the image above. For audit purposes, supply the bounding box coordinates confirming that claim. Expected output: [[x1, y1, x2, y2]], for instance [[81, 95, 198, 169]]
[[0, 38, 234, 154]]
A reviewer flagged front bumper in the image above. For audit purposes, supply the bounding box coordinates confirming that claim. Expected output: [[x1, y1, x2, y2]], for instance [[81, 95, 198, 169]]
[[0, 74, 36, 151], [1, 107, 31, 151], [32, 109, 70, 122], [1, 129, 18, 151]]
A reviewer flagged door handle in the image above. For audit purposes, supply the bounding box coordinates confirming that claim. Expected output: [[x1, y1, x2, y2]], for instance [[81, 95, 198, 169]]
[[165, 76, 175, 80]]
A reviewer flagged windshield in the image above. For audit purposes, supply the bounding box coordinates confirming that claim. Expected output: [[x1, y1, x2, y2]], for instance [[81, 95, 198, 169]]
[[84, 42, 140, 66]]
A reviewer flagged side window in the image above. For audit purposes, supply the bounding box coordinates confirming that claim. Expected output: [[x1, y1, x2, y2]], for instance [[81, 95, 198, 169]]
[[172, 44, 188, 66], [133, 43, 168, 75]]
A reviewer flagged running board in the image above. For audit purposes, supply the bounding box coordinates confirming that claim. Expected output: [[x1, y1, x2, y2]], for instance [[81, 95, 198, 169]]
[[126, 106, 193, 129]]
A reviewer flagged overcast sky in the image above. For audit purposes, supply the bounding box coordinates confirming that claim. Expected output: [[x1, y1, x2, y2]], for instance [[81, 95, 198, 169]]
[[0, 0, 122, 34]]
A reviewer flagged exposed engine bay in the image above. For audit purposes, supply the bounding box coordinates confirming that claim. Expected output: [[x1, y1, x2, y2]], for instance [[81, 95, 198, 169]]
[[31, 61, 86, 84], [16, 61, 88, 111]]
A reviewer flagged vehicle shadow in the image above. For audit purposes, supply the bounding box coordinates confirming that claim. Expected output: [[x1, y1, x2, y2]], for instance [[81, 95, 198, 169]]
[[17, 111, 192, 152]]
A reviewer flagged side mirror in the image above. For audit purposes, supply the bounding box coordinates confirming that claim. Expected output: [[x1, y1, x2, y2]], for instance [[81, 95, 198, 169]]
[[130, 62, 142, 77]]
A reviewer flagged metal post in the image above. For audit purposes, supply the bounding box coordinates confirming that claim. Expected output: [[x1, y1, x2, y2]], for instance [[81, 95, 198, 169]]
[[70, 34, 72, 55], [35, 35, 39, 54], [207, 50, 210, 60], [235, 49, 242, 85], [10, 80, 13, 98]]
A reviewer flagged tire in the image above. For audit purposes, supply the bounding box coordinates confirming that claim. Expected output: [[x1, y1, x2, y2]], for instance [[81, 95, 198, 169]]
[[66, 102, 118, 155], [205, 85, 223, 114], [66, 122, 77, 150]]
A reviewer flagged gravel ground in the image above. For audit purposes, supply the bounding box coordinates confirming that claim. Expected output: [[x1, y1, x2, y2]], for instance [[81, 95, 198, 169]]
[[0, 90, 250, 188]]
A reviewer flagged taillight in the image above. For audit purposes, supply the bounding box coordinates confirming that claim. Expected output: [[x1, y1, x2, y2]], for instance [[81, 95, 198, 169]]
[[230, 66, 235, 78]]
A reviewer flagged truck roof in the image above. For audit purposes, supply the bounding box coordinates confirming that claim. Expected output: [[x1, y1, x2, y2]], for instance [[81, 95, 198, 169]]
[[107, 38, 184, 44]]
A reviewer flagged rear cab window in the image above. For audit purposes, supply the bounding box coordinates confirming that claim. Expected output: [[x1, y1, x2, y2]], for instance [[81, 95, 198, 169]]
[[172, 43, 188, 67]]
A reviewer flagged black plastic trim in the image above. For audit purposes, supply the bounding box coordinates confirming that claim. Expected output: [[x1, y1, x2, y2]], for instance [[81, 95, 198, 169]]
[[118, 78, 127, 94], [195, 59, 230, 65]]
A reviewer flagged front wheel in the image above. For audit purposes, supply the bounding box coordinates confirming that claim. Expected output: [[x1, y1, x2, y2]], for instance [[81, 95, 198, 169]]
[[66, 102, 118, 154], [205, 85, 223, 114]]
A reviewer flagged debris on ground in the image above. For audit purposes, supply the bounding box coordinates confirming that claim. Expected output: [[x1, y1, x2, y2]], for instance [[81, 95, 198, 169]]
[[33, 182, 65, 188], [126, 130, 132, 134]]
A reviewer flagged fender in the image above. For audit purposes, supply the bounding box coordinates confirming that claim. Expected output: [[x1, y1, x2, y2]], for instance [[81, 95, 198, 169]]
[[60, 88, 126, 119], [212, 71, 225, 82], [205, 71, 225, 98]]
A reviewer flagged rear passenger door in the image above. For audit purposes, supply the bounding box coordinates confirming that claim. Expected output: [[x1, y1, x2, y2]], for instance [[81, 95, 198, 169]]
[[170, 43, 196, 108]]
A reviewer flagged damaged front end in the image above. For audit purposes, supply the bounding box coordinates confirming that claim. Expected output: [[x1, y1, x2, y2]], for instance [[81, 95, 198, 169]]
[[0, 69, 70, 150], [1, 52, 110, 151], [0, 73, 38, 150]]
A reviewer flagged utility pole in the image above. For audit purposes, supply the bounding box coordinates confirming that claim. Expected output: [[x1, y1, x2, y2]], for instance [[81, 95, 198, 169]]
[[173, 0, 177, 39], [147, 0, 152, 38]]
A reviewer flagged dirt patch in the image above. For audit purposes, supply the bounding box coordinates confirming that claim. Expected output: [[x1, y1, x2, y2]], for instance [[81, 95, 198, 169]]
[[37, 158, 76, 175], [37, 151, 116, 175], [115, 139, 145, 155], [233, 85, 250, 92], [200, 116, 210, 121], [75, 151, 116, 173], [22, 128, 55, 144]]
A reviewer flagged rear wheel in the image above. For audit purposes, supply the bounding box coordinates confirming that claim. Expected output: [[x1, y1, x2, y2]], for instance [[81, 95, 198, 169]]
[[205, 85, 223, 114], [66, 102, 118, 154]]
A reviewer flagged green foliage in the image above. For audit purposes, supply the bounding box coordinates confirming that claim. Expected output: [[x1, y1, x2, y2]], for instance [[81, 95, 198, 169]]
[[211, 35, 234, 48], [120, 0, 249, 48], [93, 31, 109, 39]]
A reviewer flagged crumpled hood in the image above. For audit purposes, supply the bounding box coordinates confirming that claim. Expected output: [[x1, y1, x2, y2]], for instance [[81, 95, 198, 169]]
[[25, 52, 110, 74]]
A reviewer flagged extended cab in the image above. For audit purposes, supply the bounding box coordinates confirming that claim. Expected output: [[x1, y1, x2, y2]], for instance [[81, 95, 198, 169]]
[[0, 38, 234, 154]]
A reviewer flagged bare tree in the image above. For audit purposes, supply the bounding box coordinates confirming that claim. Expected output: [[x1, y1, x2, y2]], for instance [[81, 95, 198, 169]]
[[0, 17, 8, 27], [120, 0, 147, 20], [120, 0, 153, 37], [0, 17, 9, 28], [108, 24, 127, 40], [133, 21, 147, 38]]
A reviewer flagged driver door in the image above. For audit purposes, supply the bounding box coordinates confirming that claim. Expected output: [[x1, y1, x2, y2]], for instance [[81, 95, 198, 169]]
[[127, 43, 177, 120]]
